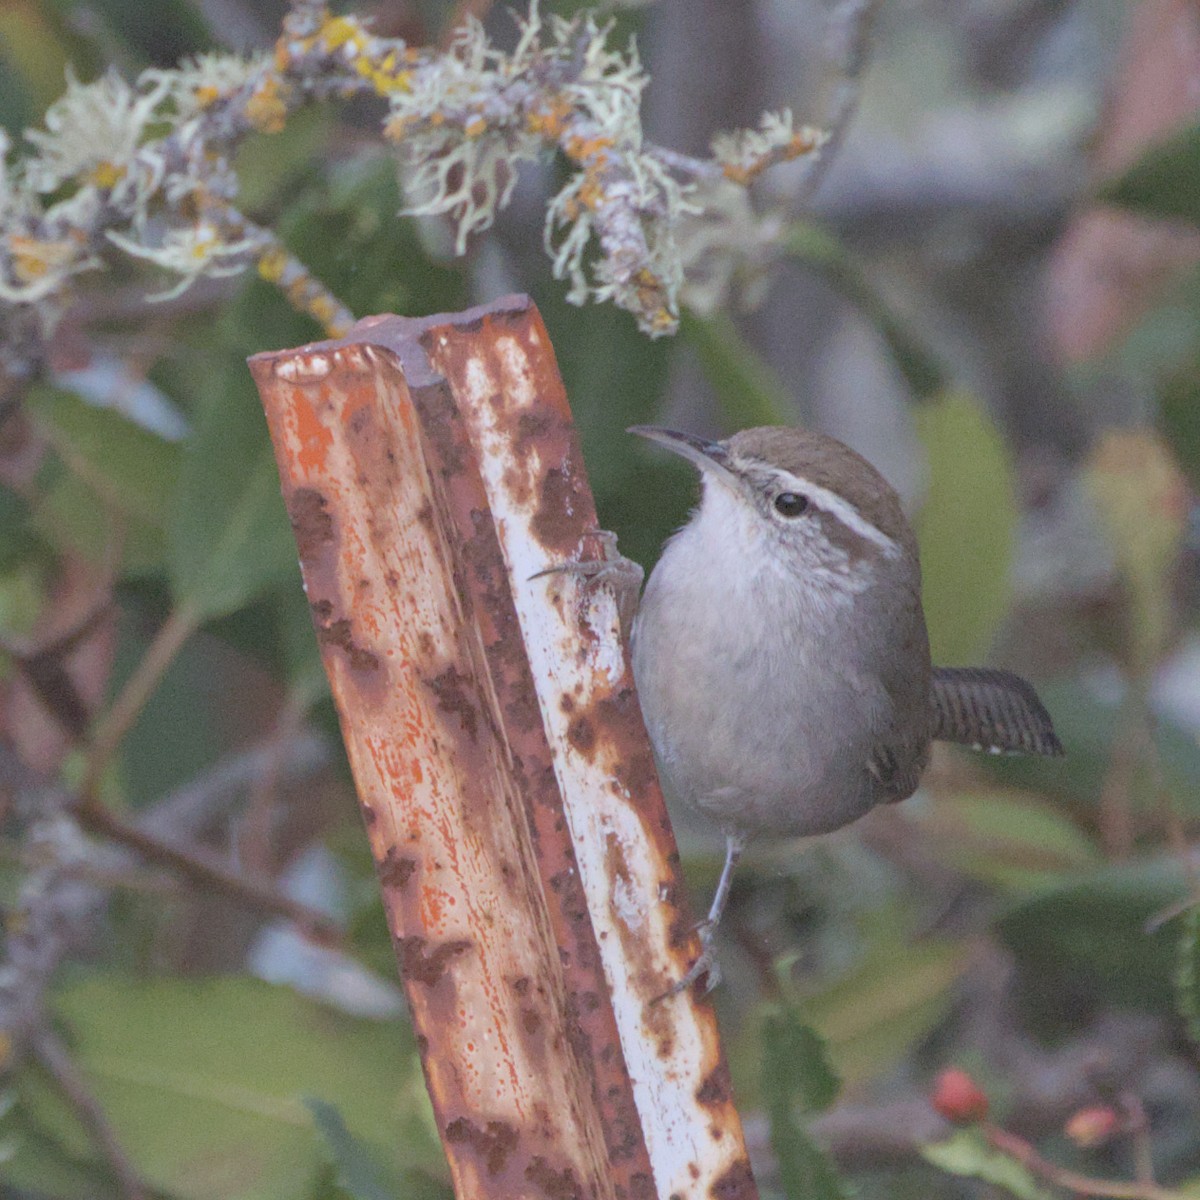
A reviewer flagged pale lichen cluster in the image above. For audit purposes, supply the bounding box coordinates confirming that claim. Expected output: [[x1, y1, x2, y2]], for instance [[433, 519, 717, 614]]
[[0, 0, 824, 377]]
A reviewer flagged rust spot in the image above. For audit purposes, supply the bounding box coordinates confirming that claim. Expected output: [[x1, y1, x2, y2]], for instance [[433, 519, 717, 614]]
[[362, 804, 377, 826], [525, 1157, 582, 1200], [668, 912, 691, 951], [512, 976, 531, 996], [566, 715, 596, 757], [379, 847, 418, 891], [515, 410, 553, 449], [416, 497, 434, 529], [288, 487, 334, 563], [521, 1008, 542, 1034], [316, 617, 381, 672], [630, 1173, 655, 1200], [444, 1117, 519, 1175], [531, 467, 588, 555], [595, 692, 659, 799], [711, 1159, 756, 1200], [429, 665, 480, 740], [560, 693, 576, 714], [396, 935, 470, 985], [696, 1064, 731, 1107]]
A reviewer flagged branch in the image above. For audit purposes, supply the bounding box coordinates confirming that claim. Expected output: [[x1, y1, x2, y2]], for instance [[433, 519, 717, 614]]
[[33, 1025, 148, 1200]]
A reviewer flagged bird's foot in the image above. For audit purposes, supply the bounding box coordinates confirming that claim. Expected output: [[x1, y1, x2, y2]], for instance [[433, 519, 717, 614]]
[[656, 922, 722, 1002], [531, 530, 643, 639]]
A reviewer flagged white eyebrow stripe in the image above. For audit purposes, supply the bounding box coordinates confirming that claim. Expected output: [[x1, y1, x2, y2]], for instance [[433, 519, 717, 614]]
[[774, 469, 901, 558]]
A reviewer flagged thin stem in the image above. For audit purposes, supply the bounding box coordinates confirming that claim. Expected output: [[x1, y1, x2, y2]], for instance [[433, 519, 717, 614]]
[[81, 602, 201, 799], [75, 801, 343, 946], [794, 0, 884, 206], [1121, 1094, 1156, 1187], [34, 1025, 147, 1200], [985, 1124, 1184, 1200]]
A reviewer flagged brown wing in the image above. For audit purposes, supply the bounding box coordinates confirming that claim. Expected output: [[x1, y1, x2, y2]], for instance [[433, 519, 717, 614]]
[[931, 667, 1063, 757]]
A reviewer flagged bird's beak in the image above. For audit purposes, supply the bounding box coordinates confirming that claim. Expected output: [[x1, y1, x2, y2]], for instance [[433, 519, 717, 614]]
[[627, 426, 739, 489]]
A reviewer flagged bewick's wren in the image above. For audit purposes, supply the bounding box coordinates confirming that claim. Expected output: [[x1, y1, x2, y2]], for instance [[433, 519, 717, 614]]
[[628, 425, 1062, 993]]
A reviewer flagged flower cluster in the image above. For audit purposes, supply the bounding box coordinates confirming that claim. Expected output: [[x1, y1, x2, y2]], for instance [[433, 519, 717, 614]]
[[0, 0, 825, 375]]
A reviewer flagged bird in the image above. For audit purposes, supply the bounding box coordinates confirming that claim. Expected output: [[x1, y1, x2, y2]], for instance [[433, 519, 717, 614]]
[[627, 425, 1063, 994]]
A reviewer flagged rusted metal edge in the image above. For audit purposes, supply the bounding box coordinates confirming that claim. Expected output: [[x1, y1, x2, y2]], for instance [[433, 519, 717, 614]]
[[249, 294, 756, 1200]]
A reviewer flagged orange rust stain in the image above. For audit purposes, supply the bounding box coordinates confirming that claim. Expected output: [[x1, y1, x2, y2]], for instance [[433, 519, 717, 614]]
[[421, 881, 455, 929], [289, 388, 335, 475]]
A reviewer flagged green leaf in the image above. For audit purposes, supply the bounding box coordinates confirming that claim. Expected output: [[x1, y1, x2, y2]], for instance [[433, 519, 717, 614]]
[[783, 222, 947, 400], [761, 1004, 849, 1200], [27, 384, 182, 574], [921, 1129, 1053, 1200], [925, 791, 1100, 891], [801, 911, 970, 1086], [762, 1003, 841, 1114], [1177, 904, 1200, 1050], [8, 976, 443, 1200], [1098, 120, 1200, 226], [998, 858, 1189, 1015], [1085, 430, 1187, 672], [168, 360, 299, 622], [306, 1100, 395, 1200], [530, 274, 674, 568], [915, 389, 1016, 664], [987, 678, 1200, 814], [680, 308, 791, 428]]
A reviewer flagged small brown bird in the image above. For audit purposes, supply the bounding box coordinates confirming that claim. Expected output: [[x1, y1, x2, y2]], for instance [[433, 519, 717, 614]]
[[629, 426, 1062, 992]]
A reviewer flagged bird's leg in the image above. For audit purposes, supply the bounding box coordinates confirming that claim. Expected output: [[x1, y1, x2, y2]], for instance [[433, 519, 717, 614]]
[[661, 831, 746, 999], [530, 530, 644, 641]]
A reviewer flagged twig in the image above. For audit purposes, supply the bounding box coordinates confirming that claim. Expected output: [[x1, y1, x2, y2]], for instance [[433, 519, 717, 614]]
[[75, 800, 342, 945], [794, 0, 884, 205], [33, 1024, 147, 1200], [3, 599, 114, 740], [984, 1123, 1184, 1200], [1120, 1093, 1156, 1187], [1097, 690, 1143, 861], [237, 691, 310, 876], [438, 0, 496, 50], [80, 603, 200, 799]]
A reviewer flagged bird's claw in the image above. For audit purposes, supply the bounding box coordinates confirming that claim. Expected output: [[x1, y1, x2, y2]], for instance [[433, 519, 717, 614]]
[[655, 923, 722, 1002], [530, 530, 643, 639]]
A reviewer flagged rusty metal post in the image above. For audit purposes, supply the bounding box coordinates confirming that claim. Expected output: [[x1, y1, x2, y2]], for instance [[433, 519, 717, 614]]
[[248, 295, 756, 1200]]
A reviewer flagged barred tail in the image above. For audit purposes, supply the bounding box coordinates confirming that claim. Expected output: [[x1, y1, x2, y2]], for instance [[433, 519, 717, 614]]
[[931, 667, 1063, 757]]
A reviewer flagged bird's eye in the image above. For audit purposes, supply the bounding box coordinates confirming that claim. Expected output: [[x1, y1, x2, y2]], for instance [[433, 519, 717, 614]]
[[774, 492, 809, 517]]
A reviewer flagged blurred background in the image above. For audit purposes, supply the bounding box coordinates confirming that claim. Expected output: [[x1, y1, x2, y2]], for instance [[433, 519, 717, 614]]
[[3, 0, 1200, 1197]]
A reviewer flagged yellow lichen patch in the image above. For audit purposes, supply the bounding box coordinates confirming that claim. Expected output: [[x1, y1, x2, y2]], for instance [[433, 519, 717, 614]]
[[8, 234, 77, 283], [256, 246, 289, 283], [564, 134, 615, 163], [464, 116, 487, 138], [195, 84, 222, 109], [87, 161, 126, 189], [577, 173, 605, 212], [383, 113, 414, 142], [526, 95, 573, 140], [306, 293, 338, 327], [246, 75, 289, 133], [648, 306, 676, 335], [353, 55, 411, 96], [320, 14, 365, 53]]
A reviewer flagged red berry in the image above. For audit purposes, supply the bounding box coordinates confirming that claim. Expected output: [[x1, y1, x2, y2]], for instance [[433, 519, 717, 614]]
[[932, 1068, 989, 1124]]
